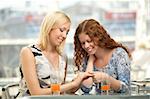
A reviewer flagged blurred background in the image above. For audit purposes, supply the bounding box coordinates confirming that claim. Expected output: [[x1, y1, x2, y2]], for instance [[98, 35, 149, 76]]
[[0, 0, 150, 97]]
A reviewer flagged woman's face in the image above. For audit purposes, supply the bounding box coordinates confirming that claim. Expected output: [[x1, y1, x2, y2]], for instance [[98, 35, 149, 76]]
[[78, 33, 98, 55], [49, 22, 70, 46]]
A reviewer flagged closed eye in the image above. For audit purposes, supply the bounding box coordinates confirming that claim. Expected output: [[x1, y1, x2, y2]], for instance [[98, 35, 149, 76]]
[[59, 28, 69, 35], [87, 40, 92, 43], [59, 28, 65, 32]]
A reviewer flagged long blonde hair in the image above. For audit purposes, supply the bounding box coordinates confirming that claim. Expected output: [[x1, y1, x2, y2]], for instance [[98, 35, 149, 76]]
[[39, 11, 71, 54]]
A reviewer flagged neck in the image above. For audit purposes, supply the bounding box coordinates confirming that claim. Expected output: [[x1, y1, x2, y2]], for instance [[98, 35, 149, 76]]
[[45, 44, 58, 53], [94, 48, 111, 59]]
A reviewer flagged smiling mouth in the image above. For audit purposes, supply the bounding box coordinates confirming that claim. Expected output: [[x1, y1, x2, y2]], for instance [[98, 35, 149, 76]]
[[87, 47, 93, 51], [58, 38, 63, 42], [86, 49, 92, 53]]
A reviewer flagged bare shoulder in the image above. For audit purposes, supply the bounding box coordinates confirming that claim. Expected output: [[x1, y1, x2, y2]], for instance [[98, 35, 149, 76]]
[[20, 46, 33, 57]]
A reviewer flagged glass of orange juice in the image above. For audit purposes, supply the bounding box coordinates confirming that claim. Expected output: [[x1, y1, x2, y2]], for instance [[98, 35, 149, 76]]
[[50, 70, 62, 95], [101, 80, 110, 95], [51, 83, 60, 95], [100, 68, 110, 95]]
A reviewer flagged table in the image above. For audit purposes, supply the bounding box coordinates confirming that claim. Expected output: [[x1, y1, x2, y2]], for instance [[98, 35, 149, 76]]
[[23, 95, 150, 99]]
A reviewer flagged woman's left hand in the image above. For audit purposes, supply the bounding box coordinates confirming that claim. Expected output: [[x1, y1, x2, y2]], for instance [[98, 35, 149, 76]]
[[73, 72, 94, 87]]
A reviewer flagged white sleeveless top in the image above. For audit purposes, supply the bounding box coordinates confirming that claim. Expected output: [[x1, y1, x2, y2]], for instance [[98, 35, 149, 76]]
[[18, 44, 67, 97]]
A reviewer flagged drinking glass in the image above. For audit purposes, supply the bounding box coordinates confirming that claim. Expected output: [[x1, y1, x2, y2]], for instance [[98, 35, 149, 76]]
[[100, 68, 110, 95], [50, 70, 62, 95]]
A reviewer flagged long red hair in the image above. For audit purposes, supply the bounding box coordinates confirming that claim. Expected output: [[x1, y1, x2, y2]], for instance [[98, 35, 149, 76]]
[[74, 19, 131, 69]]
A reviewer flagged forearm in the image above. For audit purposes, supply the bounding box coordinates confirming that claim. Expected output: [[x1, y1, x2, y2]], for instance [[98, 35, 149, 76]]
[[86, 58, 93, 72], [29, 87, 52, 95], [108, 76, 121, 91], [61, 74, 84, 93], [65, 86, 80, 94], [60, 81, 76, 92], [31, 82, 78, 95], [82, 58, 94, 87], [109, 76, 130, 93]]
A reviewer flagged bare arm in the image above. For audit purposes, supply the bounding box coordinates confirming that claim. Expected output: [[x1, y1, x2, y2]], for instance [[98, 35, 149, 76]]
[[21, 48, 93, 95], [20, 47, 52, 95], [82, 55, 95, 87], [61, 72, 93, 93]]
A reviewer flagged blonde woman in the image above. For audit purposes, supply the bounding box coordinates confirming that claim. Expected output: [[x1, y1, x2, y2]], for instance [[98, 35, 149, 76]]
[[18, 11, 93, 97]]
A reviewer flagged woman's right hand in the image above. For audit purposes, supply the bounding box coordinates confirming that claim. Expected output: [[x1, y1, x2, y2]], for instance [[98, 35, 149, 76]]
[[79, 72, 94, 80], [73, 72, 93, 86]]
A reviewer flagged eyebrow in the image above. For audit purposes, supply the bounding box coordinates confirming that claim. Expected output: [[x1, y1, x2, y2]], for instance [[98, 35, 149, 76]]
[[61, 27, 70, 31]]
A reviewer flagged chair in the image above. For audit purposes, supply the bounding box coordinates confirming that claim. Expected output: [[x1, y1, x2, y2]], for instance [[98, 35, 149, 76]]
[[1, 82, 19, 99], [131, 80, 150, 94]]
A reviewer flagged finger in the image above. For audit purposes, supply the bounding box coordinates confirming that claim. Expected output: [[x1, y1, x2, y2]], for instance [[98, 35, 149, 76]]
[[88, 71, 94, 74], [87, 73, 94, 77], [93, 78, 98, 83], [92, 76, 96, 82]]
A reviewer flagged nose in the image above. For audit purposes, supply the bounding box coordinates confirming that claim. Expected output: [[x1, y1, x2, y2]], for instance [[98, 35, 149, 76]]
[[84, 42, 90, 48], [62, 32, 67, 39]]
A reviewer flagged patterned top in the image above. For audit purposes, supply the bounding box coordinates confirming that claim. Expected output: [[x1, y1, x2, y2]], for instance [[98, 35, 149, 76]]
[[18, 44, 67, 97], [80, 47, 131, 95]]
